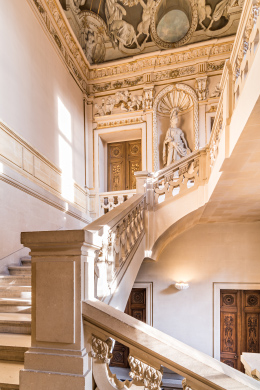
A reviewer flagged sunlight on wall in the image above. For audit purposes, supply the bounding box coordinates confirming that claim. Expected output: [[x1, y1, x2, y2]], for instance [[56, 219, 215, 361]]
[[0, 162, 3, 174], [58, 98, 74, 202], [58, 98, 72, 141]]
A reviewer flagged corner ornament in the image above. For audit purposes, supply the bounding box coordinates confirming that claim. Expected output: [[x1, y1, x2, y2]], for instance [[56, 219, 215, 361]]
[[128, 355, 163, 390], [91, 335, 113, 363]]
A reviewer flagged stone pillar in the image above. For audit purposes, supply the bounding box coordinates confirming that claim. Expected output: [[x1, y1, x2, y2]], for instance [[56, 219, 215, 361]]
[[20, 229, 101, 390], [135, 171, 151, 194]]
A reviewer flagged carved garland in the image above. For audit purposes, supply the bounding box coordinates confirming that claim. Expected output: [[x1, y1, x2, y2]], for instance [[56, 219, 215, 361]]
[[153, 83, 199, 171]]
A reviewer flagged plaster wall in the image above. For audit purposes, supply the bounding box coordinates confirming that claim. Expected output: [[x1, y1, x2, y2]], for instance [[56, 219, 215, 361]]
[[135, 221, 260, 357], [0, 0, 85, 188], [0, 164, 87, 270]]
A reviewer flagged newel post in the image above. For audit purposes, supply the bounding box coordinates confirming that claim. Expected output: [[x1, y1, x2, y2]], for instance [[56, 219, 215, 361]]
[[20, 229, 101, 390]]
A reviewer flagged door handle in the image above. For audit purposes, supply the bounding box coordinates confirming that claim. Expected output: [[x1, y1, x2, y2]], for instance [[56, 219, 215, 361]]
[[234, 355, 238, 359]]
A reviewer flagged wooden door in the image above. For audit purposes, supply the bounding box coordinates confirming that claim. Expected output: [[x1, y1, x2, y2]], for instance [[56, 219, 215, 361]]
[[110, 288, 146, 368], [220, 290, 260, 371], [107, 140, 141, 192]]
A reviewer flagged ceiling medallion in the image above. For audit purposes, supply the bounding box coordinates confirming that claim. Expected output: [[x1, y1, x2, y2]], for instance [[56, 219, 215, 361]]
[[151, 0, 198, 49]]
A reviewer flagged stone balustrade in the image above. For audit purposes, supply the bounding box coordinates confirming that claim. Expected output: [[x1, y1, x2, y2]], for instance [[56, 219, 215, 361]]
[[83, 300, 259, 390], [99, 189, 136, 215], [87, 194, 145, 302], [151, 148, 208, 205]]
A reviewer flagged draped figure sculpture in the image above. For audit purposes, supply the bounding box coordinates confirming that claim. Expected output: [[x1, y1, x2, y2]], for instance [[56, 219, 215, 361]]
[[163, 109, 191, 167]]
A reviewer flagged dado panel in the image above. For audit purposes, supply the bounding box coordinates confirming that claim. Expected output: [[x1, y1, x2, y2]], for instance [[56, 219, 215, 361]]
[[0, 121, 86, 211]]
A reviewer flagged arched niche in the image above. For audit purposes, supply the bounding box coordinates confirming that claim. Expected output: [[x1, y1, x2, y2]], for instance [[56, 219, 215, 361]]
[[153, 83, 199, 171]]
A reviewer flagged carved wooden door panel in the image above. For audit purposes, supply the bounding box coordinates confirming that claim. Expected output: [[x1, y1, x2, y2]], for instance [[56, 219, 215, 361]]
[[242, 291, 260, 356], [107, 140, 141, 192], [126, 140, 142, 191], [108, 142, 126, 192], [220, 290, 260, 372], [220, 290, 241, 370], [110, 288, 146, 368]]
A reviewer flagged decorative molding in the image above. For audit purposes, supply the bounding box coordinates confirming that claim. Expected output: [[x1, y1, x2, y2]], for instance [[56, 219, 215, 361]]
[[195, 76, 208, 101], [0, 119, 86, 211], [89, 41, 234, 81], [95, 117, 143, 129], [28, 0, 88, 91], [128, 355, 163, 390], [0, 172, 90, 224], [153, 83, 199, 171], [155, 65, 196, 82], [92, 75, 144, 93]]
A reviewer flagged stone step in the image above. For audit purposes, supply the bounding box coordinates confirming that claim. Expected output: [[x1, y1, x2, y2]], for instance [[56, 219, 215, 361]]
[[0, 286, 31, 299], [0, 360, 23, 389], [0, 313, 31, 334], [0, 276, 31, 286], [8, 266, 31, 276], [0, 299, 31, 314], [0, 333, 30, 362], [20, 256, 31, 266]]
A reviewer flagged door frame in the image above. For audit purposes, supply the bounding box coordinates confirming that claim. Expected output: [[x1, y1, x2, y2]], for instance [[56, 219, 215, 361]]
[[213, 282, 260, 360], [94, 122, 147, 193], [133, 281, 153, 326]]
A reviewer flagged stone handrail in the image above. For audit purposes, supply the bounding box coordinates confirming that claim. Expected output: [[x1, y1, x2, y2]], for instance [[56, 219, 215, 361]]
[[99, 189, 136, 215], [85, 193, 145, 302], [83, 299, 260, 390], [208, 0, 260, 168]]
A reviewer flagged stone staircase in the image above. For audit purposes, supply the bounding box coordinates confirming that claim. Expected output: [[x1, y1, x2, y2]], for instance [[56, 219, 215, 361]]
[[0, 256, 31, 390]]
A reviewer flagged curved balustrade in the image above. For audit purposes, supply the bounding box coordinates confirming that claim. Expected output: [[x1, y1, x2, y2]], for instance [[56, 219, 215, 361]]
[[99, 189, 136, 215]]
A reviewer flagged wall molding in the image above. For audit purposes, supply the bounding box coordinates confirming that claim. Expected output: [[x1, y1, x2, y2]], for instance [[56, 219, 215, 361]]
[[0, 119, 87, 213], [0, 165, 91, 225]]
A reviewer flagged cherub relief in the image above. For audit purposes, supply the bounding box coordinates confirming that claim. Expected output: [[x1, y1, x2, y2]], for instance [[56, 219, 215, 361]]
[[137, 0, 155, 46], [198, 0, 212, 30], [105, 0, 140, 49]]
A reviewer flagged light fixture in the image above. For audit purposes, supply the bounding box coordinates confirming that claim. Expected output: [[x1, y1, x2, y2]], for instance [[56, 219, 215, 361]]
[[145, 250, 152, 258], [175, 282, 189, 290]]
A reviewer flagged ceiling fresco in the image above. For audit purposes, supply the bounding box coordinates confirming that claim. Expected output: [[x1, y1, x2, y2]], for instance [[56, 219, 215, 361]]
[[59, 0, 244, 64]]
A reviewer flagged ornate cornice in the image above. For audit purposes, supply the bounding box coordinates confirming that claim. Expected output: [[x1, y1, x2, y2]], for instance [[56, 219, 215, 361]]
[[28, 0, 89, 91], [29, 0, 234, 94], [89, 40, 234, 81]]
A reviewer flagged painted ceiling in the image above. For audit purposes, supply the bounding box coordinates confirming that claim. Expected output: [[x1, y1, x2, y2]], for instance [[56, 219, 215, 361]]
[[59, 0, 244, 64]]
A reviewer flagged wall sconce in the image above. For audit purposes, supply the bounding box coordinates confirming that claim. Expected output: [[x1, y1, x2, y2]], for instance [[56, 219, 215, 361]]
[[175, 282, 189, 290], [145, 250, 152, 257]]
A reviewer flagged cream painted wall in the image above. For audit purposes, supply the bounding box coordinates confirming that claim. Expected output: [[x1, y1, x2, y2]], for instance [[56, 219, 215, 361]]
[[0, 164, 87, 269], [0, 0, 85, 187], [135, 222, 260, 356]]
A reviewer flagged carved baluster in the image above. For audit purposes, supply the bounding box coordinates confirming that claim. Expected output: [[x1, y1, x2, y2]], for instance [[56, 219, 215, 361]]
[[182, 378, 192, 390], [128, 355, 163, 390], [91, 335, 113, 363]]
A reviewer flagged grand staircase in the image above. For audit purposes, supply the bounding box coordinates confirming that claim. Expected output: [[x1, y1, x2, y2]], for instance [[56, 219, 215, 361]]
[[0, 257, 31, 390]]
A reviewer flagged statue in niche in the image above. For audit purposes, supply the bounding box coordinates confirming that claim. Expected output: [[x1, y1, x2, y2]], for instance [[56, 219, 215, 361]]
[[163, 109, 191, 167], [105, 0, 140, 49]]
